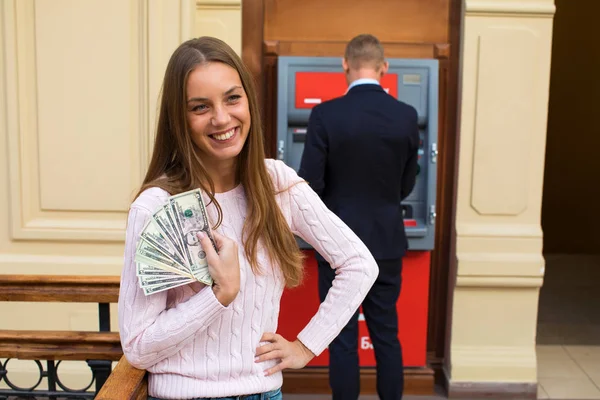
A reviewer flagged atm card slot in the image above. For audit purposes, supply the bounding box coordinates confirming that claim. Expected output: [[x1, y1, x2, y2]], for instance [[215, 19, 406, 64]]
[[291, 127, 307, 143], [405, 218, 428, 237], [293, 133, 306, 143]]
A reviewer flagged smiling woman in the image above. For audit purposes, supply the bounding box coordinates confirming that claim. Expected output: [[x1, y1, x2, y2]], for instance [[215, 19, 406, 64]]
[[186, 63, 250, 173], [117, 36, 378, 400]]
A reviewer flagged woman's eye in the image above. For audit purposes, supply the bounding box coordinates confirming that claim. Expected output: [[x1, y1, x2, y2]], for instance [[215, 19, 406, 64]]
[[227, 95, 241, 103], [192, 104, 207, 112]]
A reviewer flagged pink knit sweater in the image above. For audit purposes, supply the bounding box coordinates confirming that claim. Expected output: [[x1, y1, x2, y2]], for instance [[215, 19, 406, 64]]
[[118, 159, 378, 399]]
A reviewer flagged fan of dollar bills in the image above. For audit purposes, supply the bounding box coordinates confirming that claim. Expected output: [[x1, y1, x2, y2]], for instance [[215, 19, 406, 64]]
[[135, 189, 217, 296]]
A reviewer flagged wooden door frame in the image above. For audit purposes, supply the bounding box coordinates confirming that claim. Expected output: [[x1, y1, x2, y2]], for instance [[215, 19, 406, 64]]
[[241, 0, 462, 391]]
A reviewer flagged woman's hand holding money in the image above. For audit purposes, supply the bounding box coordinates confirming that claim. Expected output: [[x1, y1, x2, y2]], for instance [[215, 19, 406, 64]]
[[197, 231, 240, 306]]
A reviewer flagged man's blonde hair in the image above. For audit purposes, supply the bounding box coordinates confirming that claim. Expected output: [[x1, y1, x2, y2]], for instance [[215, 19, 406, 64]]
[[344, 34, 385, 70]]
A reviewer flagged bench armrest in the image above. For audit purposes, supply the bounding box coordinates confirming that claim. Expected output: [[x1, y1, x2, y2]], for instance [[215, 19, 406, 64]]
[[96, 355, 147, 400]]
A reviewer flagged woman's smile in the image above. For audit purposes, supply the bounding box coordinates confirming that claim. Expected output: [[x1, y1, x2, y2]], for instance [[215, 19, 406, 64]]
[[209, 126, 240, 143]]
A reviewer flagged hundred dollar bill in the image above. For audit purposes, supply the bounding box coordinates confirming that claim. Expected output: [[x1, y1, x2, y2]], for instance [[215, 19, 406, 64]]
[[138, 274, 193, 288], [135, 238, 192, 277], [142, 279, 195, 296], [140, 219, 188, 268], [152, 205, 187, 262], [169, 190, 215, 284]]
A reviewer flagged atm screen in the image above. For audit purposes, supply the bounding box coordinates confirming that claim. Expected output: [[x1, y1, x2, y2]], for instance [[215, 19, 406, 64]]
[[294, 72, 398, 108]]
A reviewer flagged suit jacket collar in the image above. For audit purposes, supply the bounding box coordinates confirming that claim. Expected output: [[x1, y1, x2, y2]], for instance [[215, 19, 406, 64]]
[[346, 83, 386, 95]]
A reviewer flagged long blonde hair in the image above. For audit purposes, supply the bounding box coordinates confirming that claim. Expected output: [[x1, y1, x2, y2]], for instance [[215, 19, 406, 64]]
[[136, 37, 303, 287]]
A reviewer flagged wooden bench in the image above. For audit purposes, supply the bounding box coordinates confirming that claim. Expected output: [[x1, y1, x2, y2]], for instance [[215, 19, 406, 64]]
[[0, 275, 122, 399]]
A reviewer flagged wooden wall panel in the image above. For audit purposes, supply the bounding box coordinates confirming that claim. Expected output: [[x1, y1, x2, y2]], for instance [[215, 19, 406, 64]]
[[241, 0, 264, 107], [196, 0, 242, 55], [264, 0, 450, 44], [436, 0, 463, 380], [0, 0, 197, 389], [35, 0, 136, 213], [268, 41, 448, 59], [1, 0, 196, 244], [4, 0, 142, 242]]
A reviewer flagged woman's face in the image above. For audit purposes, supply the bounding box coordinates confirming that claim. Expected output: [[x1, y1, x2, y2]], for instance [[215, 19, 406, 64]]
[[186, 62, 251, 168]]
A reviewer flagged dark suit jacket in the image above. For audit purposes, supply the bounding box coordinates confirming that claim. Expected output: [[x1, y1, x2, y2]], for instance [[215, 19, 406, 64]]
[[298, 83, 419, 260]]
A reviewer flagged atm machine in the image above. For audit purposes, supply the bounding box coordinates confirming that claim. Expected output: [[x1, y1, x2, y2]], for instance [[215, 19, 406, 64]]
[[276, 57, 438, 368]]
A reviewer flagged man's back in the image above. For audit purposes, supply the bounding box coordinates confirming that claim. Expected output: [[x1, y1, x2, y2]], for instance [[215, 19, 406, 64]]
[[299, 83, 419, 260], [302, 34, 413, 400]]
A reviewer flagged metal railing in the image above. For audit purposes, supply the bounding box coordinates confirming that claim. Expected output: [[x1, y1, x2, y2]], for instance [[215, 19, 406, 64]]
[[0, 303, 113, 400]]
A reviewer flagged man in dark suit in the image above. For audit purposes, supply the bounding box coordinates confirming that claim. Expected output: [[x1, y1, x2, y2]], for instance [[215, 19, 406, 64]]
[[298, 34, 419, 400]]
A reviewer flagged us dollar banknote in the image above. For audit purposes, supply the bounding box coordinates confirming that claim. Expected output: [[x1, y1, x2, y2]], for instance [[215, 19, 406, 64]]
[[136, 262, 183, 277], [168, 190, 216, 285], [152, 205, 187, 262], [138, 274, 193, 287], [142, 279, 197, 296], [135, 238, 192, 278], [134, 188, 219, 295], [140, 219, 188, 268]]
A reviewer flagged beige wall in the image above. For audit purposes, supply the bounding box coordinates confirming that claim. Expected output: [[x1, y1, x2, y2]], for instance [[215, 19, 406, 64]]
[[448, 0, 554, 391], [541, 0, 600, 254], [0, 0, 239, 389], [1, 0, 556, 393], [196, 0, 241, 54]]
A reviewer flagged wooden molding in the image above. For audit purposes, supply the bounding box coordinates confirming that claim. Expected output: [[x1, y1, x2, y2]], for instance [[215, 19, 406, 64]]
[[12, 217, 126, 241], [0, 330, 122, 361], [466, 1, 556, 16], [0, 274, 120, 303], [434, 44, 451, 59], [427, 1, 462, 385], [443, 349, 537, 399], [196, 0, 241, 9], [0, 253, 123, 275], [456, 223, 543, 238], [263, 40, 280, 56], [456, 276, 543, 288], [282, 367, 435, 395], [448, 381, 537, 399], [241, 0, 265, 109], [266, 40, 442, 59]]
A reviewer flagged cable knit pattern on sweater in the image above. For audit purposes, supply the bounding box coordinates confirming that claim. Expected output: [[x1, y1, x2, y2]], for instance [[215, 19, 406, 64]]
[[118, 159, 378, 399]]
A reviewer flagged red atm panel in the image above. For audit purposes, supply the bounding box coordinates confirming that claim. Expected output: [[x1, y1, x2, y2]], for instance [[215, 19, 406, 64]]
[[278, 250, 431, 367], [295, 72, 399, 109]]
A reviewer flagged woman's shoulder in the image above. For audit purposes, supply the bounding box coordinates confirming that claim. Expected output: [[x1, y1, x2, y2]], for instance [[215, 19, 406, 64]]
[[130, 186, 171, 214], [264, 158, 304, 191]]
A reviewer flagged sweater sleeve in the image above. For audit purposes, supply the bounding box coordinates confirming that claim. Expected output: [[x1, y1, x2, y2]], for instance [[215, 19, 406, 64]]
[[271, 161, 378, 356], [118, 203, 228, 370]]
